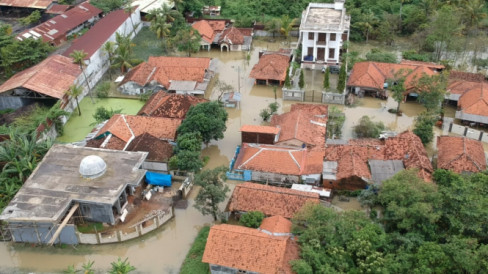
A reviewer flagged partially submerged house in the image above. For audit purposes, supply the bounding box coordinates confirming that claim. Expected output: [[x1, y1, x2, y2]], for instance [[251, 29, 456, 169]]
[[138, 92, 208, 119], [227, 182, 319, 218], [323, 131, 433, 190], [240, 125, 280, 145], [191, 19, 252, 52], [447, 71, 485, 102], [231, 144, 326, 185], [437, 136, 487, 174], [16, 1, 102, 46], [250, 49, 292, 86], [202, 217, 299, 274], [118, 57, 216, 96], [299, 0, 350, 68], [0, 144, 148, 244], [455, 82, 488, 125]]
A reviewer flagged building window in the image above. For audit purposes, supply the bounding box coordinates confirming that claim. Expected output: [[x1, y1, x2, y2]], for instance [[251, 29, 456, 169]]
[[330, 33, 336, 41], [308, 32, 314, 40], [329, 48, 335, 59]]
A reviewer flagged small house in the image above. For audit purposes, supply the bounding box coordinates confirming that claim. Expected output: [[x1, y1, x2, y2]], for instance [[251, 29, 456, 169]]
[[240, 125, 280, 145], [138, 92, 208, 119], [455, 82, 488, 125], [437, 136, 487, 174], [250, 50, 292, 86]]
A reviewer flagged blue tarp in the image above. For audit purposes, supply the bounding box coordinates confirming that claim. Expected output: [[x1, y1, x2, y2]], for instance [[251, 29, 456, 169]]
[[145, 172, 172, 187]]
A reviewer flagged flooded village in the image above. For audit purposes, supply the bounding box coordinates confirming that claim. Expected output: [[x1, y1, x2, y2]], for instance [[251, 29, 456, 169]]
[[1, 0, 488, 273]]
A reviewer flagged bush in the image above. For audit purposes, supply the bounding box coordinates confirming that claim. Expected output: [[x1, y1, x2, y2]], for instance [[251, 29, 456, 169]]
[[413, 112, 436, 145], [91, 107, 122, 125], [269, 102, 279, 114], [298, 69, 305, 89], [260, 108, 271, 121], [353, 115, 385, 138], [366, 49, 397, 63], [96, 81, 111, 98], [239, 211, 265, 228], [402, 50, 431, 62], [180, 226, 211, 274]]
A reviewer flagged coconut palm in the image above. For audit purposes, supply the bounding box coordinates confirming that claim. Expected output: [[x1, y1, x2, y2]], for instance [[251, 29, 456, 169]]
[[70, 50, 94, 102], [112, 45, 135, 73], [150, 15, 171, 39], [67, 84, 83, 116], [103, 41, 116, 80], [280, 15, 296, 44]]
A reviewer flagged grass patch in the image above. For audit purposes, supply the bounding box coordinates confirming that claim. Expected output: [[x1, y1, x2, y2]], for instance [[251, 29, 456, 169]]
[[76, 222, 104, 233], [132, 27, 165, 61], [180, 226, 211, 274]]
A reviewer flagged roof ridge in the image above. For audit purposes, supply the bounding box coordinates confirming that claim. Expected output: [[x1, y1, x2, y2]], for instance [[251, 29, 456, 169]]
[[237, 147, 265, 168], [288, 150, 301, 171], [237, 183, 318, 198], [212, 225, 290, 241]]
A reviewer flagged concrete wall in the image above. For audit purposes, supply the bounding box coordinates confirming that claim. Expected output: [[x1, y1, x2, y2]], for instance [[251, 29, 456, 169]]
[[443, 121, 488, 143], [322, 91, 345, 104], [142, 161, 168, 172], [251, 171, 299, 185], [301, 31, 343, 63], [8, 222, 78, 245], [283, 88, 305, 101], [210, 264, 258, 274]]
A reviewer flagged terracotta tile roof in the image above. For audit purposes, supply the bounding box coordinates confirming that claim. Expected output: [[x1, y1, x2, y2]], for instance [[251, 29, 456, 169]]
[[192, 20, 215, 43], [400, 59, 445, 70], [125, 133, 174, 162], [259, 216, 292, 234], [0, 55, 81, 99], [17, 2, 101, 44], [237, 28, 253, 36], [148, 56, 211, 68], [120, 62, 156, 87], [271, 104, 328, 148], [0, 0, 52, 9], [437, 136, 486, 173], [449, 71, 485, 82], [250, 53, 290, 82], [458, 82, 488, 117], [240, 125, 280, 135], [234, 144, 325, 176], [219, 27, 244, 45], [63, 9, 130, 59], [207, 20, 226, 31], [202, 224, 299, 274], [347, 62, 386, 90], [45, 4, 71, 14], [227, 182, 319, 218], [137, 92, 208, 119], [448, 79, 483, 96]]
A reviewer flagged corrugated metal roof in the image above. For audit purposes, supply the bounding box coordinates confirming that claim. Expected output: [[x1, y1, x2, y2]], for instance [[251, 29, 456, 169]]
[[368, 160, 404, 184]]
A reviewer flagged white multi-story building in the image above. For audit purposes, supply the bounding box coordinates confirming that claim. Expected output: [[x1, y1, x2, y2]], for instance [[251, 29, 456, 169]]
[[299, 0, 350, 69]]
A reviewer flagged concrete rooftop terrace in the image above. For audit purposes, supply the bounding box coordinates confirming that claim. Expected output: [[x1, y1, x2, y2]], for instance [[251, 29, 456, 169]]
[[0, 145, 147, 222], [301, 3, 350, 32]]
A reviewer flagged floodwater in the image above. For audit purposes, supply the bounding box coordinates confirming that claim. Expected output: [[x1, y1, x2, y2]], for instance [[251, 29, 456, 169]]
[[0, 37, 444, 272]]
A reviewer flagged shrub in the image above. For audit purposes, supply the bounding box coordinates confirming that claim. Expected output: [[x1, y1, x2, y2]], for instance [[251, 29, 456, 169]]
[[402, 50, 431, 62], [269, 102, 279, 114], [96, 81, 110, 98], [353, 115, 385, 138], [180, 226, 211, 274], [260, 108, 271, 121], [239, 211, 265, 228], [413, 112, 436, 145], [91, 107, 122, 125], [366, 49, 397, 63], [298, 69, 305, 89]]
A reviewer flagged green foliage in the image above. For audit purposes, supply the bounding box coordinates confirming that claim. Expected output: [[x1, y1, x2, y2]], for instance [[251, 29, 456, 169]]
[[180, 226, 211, 274], [337, 62, 347, 93], [194, 166, 230, 221], [239, 211, 265, 228], [91, 107, 122, 125], [172, 26, 201, 57], [365, 49, 398, 63], [269, 102, 279, 114], [298, 69, 304, 89], [175, 150, 203, 172], [402, 50, 431, 62], [416, 72, 448, 113], [413, 111, 436, 145], [109, 257, 135, 274], [96, 81, 111, 98], [323, 67, 330, 90], [284, 67, 291, 88], [353, 115, 385, 138], [259, 108, 271, 122], [389, 69, 409, 113], [76, 222, 104, 233], [326, 106, 345, 139], [177, 101, 228, 145], [67, 84, 83, 116], [113, 33, 137, 73], [92, 0, 127, 13], [176, 132, 202, 152], [0, 38, 52, 77], [19, 10, 41, 26], [264, 17, 280, 38]]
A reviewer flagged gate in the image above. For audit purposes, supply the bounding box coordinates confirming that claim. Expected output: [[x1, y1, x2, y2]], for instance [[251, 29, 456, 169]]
[[304, 90, 322, 102]]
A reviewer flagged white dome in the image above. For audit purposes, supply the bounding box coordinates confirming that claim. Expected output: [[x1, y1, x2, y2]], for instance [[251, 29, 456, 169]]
[[79, 155, 107, 179]]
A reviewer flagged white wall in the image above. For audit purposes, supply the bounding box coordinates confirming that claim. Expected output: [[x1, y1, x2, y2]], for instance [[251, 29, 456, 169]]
[[301, 31, 343, 63]]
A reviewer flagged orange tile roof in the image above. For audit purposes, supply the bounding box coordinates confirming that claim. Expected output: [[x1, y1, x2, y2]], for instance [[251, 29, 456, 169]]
[[202, 224, 299, 274], [240, 125, 280, 135], [250, 53, 290, 82], [458, 82, 488, 117], [448, 79, 483, 96], [207, 20, 226, 31], [227, 182, 319, 218], [147, 56, 211, 68], [192, 20, 215, 43], [271, 103, 328, 148], [138, 92, 208, 119], [0, 55, 81, 99], [259, 216, 292, 234], [437, 136, 486, 173], [219, 27, 244, 45], [120, 62, 156, 87], [234, 144, 325, 176], [400, 59, 445, 70]]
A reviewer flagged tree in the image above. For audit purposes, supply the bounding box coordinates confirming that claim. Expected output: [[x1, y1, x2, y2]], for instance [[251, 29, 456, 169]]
[[326, 106, 345, 138], [323, 67, 330, 90], [172, 27, 201, 57], [427, 5, 464, 62], [259, 108, 271, 122], [239, 211, 265, 228], [298, 69, 304, 89], [67, 84, 83, 116], [284, 67, 291, 88], [19, 10, 41, 26], [91, 107, 122, 125], [109, 257, 136, 274], [175, 132, 202, 152], [172, 150, 203, 172], [264, 18, 280, 38], [91, 0, 126, 12], [124, 1, 137, 35], [366, 49, 397, 63], [70, 50, 93, 102], [353, 9, 376, 42], [388, 69, 410, 114], [112, 43, 136, 73], [194, 166, 230, 221], [416, 72, 447, 113], [280, 15, 296, 44], [103, 42, 116, 80], [177, 101, 228, 145], [337, 62, 346, 93], [413, 111, 436, 145], [0, 38, 52, 77], [353, 115, 385, 138]]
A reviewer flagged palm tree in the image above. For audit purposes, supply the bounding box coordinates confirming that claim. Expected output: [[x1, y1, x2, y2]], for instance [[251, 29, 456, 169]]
[[462, 0, 486, 28], [69, 50, 94, 102], [112, 45, 135, 73], [103, 41, 116, 80], [115, 32, 134, 55], [169, 0, 182, 11], [67, 84, 83, 116], [150, 15, 171, 39], [280, 15, 296, 44]]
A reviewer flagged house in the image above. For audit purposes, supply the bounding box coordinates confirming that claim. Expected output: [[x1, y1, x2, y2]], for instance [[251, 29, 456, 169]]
[[0, 0, 53, 10], [240, 125, 280, 145], [250, 49, 292, 85], [218, 27, 253, 51], [202, 217, 299, 274], [63, 8, 142, 92], [202, 5, 221, 16], [437, 136, 487, 174], [192, 20, 216, 51], [323, 131, 433, 190], [0, 54, 81, 112], [16, 2, 102, 46], [227, 182, 319, 219], [455, 82, 488, 125], [232, 143, 326, 185], [447, 71, 485, 102], [138, 92, 208, 119], [118, 57, 216, 96], [347, 60, 444, 99], [0, 144, 148, 244], [270, 103, 328, 148], [299, 0, 350, 68]]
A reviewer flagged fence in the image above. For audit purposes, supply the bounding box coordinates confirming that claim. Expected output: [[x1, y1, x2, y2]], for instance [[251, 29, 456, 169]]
[[443, 119, 488, 143]]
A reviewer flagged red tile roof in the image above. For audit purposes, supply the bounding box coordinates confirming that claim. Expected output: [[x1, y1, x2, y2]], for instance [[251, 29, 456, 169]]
[[202, 224, 299, 274], [219, 27, 244, 45], [0, 55, 81, 99], [63, 9, 130, 59], [207, 20, 226, 31], [259, 216, 292, 234], [250, 53, 290, 82], [0, 0, 52, 9], [17, 2, 101, 45], [125, 132, 174, 162], [271, 103, 328, 148], [138, 92, 208, 119], [458, 82, 488, 117], [227, 182, 319, 218], [45, 4, 71, 14], [437, 136, 486, 173], [400, 59, 445, 70], [240, 125, 280, 135], [192, 20, 215, 43], [234, 144, 325, 176]]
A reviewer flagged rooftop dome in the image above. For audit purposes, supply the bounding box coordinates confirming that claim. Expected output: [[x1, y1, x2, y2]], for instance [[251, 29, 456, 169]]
[[79, 155, 107, 179]]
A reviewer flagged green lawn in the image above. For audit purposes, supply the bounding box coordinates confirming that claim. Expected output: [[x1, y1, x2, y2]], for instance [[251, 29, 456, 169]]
[[132, 27, 165, 61], [180, 226, 211, 274]]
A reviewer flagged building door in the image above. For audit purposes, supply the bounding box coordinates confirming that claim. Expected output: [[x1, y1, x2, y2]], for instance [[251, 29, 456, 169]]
[[329, 48, 336, 60], [306, 47, 314, 61], [317, 48, 325, 61]]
